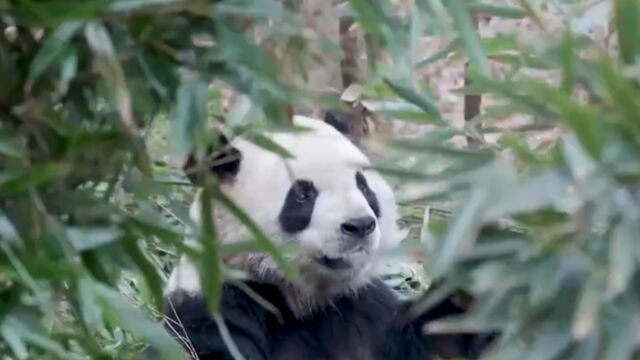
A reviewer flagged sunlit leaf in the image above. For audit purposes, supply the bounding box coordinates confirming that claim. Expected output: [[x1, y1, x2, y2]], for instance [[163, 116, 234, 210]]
[[65, 226, 122, 251]]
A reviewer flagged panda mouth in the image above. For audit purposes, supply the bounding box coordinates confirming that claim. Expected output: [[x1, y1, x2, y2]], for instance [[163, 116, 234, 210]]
[[318, 256, 352, 270]]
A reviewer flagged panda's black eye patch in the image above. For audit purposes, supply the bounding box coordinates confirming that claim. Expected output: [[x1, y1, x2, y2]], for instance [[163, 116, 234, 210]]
[[356, 172, 381, 218], [294, 180, 317, 203], [279, 179, 318, 233]]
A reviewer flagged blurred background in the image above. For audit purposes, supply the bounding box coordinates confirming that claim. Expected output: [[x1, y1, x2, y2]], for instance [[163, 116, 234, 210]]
[[1, 0, 638, 359]]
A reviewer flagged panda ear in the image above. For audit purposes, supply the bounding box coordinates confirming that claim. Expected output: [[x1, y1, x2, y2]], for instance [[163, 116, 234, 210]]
[[323, 108, 352, 136], [323, 107, 366, 146], [183, 134, 242, 185]]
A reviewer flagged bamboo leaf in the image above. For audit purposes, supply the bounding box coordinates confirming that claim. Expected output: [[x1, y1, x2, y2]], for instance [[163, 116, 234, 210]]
[[94, 284, 188, 360], [433, 187, 489, 274], [444, 0, 491, 76], [1, 311, 76, 359], [27, 21, 83, 90], [85, 22, 137, 135], [415, 39, 460, 68], [414, 0, 450, 34], [246, 133, 294, 159], [172, 73, 210, 161], [65, 226, 122, 251], [0, 133, 22, 158], [607, 215, 639, 297], [392, 139, 495, 160], [348, 0, 385, 37], [572, 273, 605, 340], [77, 277, 104, 334], [121, 231, 164, 311], [215, 190, 298, 280], [213, 313, 247, 360], [615, 0, 640, 64], [0, 163, 72, 195], [383, 78, 443, 121], [108, 0, 184, 12], [198, 184, 222, 313], [602, 295, 635, 360], [596, 58, 640, 139], [469, 3, 527, 19]]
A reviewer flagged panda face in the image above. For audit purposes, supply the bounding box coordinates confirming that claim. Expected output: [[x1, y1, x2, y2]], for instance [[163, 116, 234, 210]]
[[277, 166, 382, 274], [179, 115, 400, 299], [279, 171, 381, 236]]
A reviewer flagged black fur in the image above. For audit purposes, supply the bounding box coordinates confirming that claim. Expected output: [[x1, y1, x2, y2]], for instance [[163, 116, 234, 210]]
[[183, 134, 242, 185], [157, 280, 494, 360], [324, 109, 352, 136], [323, 108, 364, 147], [355, 171, 381, 218], [278, 179, 319, 233], [183, 112, 357, 186]]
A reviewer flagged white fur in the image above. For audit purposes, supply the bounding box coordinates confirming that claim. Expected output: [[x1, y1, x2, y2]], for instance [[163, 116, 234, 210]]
[[168, 115, 401, 315], [167, 256, 201, 294]]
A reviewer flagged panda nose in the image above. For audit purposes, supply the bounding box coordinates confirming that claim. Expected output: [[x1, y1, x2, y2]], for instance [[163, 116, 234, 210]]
[[341, 216, 376, 238]]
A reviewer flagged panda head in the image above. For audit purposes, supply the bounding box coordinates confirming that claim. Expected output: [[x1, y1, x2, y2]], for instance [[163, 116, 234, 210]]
[[173, 114, 400, 314]]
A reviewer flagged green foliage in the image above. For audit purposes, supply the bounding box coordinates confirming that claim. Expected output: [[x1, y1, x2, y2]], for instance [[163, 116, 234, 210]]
[[2, 0, 640, 359], [358, 1, 640, 358], [0, 0, 306, 358]]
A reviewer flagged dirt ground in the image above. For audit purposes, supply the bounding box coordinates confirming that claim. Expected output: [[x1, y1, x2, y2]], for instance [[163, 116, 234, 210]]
[[300, 1, 612, 148], [389, 1, 612, 148], [219, 1, 612, 150]]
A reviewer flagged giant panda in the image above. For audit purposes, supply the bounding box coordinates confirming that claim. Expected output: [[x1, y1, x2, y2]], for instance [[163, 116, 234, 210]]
[[158, 113, 495, 360]]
